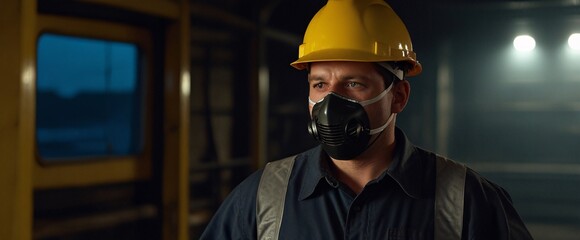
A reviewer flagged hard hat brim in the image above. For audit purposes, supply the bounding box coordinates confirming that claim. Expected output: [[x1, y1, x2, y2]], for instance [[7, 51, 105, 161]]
[[290, 48, 422, 77]]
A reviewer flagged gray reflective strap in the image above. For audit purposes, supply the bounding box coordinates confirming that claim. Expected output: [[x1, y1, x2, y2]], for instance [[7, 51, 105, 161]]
[[256, 156, 296, 240], [434, 155, 467, 240], [256, 154, 466, 240]]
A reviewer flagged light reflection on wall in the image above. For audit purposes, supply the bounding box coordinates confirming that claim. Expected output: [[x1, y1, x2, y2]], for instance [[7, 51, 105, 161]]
[[503, 39, 545, 84], [420, 6, 580, 235], [559, 34, 580, 82]]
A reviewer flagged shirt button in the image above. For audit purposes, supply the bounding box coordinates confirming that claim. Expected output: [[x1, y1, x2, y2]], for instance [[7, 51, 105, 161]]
[[353, 205, 361, 212]]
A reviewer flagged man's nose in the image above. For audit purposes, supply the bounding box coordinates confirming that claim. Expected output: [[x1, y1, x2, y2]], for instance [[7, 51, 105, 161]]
[[327, 83, 346, 96]]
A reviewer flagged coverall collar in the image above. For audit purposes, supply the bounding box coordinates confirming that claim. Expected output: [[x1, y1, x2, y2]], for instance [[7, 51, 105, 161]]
[[298, 127, 430, 200]]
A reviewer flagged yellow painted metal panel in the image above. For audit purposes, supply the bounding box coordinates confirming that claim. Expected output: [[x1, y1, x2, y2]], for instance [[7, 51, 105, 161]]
[[161, 1, 190, 239], [37, 15, 152, 44], [177, 2, 191, 239], [0, 0, 36, 239], [33, 157, 151, 189], [80, 0, 181, 20]]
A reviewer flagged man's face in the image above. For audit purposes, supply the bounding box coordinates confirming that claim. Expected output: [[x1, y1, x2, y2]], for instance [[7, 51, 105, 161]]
[[308, 61, 393, 130]]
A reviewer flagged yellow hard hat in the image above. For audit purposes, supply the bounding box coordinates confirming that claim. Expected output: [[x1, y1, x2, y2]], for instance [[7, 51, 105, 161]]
[[291, 0, 422, 77]]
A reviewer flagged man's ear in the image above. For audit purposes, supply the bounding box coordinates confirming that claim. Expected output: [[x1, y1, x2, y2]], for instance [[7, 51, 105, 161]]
[[391, 80, 410, 113]]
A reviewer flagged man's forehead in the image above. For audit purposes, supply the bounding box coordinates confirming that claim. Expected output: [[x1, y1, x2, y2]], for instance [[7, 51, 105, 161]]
[[309, 62, 378, 76]]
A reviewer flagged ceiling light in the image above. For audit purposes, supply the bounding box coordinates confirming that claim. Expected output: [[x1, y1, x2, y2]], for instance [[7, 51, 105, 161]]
[[568, 33, 580, 50], [513, 35, 536, 52]]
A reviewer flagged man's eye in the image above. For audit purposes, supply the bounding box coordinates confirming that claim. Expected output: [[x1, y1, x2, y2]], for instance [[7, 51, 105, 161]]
[[347, 82, 360, 88], [313, 83, 324, 88]]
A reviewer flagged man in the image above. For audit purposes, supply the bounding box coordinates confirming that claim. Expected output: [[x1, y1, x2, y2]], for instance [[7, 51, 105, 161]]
[[201, 0, 533, 239]]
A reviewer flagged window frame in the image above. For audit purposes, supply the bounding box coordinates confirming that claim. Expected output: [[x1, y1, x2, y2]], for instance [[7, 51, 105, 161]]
[[34, 14, 154, 189]]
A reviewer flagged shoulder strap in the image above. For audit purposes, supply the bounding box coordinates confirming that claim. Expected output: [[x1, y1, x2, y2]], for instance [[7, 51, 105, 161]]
[[256, 154, 465, 240], [256, 155, 296, 240], [434, 155, 467, 240]]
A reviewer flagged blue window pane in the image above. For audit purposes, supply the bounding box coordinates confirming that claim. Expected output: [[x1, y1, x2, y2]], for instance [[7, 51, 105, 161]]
[[36, 33, 142, 161]]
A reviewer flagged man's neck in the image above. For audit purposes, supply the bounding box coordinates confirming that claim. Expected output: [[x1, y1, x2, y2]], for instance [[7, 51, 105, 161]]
[[329, 130, 396, 195]]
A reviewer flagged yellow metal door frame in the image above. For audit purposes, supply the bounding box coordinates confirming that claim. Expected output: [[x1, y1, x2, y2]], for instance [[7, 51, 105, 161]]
[[0, 0, 36, 239], [0, 0, 190, 239]]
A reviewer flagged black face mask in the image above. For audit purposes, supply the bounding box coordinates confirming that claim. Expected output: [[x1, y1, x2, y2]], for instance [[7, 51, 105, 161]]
[[308, 84, 393, 160]]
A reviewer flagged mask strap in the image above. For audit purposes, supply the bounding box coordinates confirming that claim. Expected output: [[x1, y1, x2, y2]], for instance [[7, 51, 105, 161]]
[[364, 80, 395, 135], [308, 97, 319, 106], [359, 81, 393, 107], [369, 113, 395, 135]]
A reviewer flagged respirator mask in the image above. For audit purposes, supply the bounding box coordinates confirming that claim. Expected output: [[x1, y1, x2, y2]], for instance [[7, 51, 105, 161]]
[[308, 82, 395, 160]]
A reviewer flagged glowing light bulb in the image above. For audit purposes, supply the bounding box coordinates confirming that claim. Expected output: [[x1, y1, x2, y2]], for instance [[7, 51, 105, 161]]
[[513, 35, 536, 52], [568, 33, 580, 50]]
